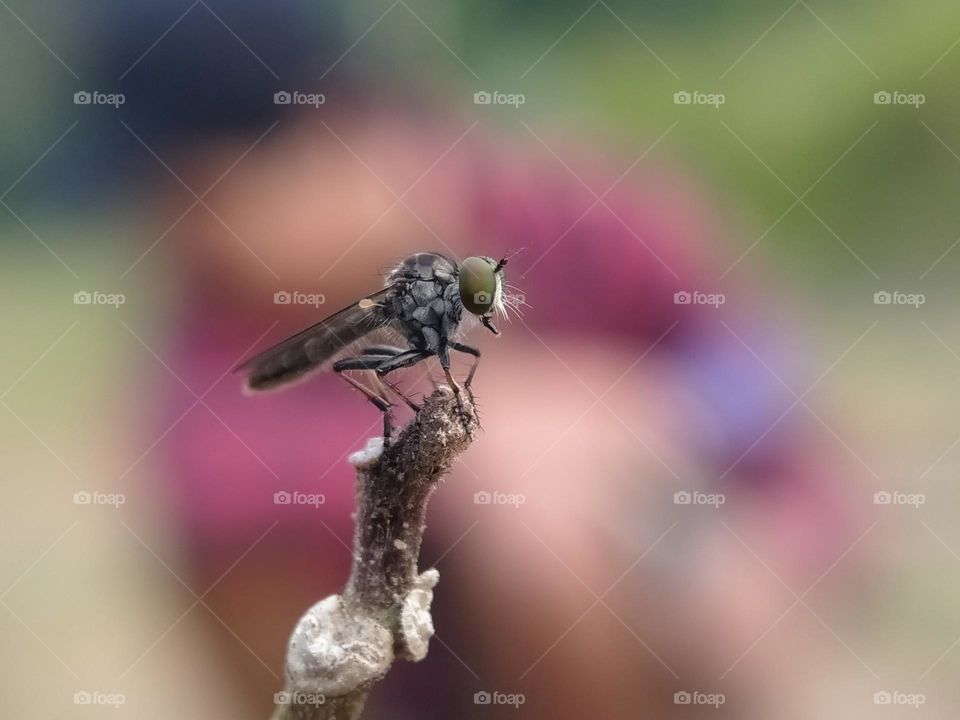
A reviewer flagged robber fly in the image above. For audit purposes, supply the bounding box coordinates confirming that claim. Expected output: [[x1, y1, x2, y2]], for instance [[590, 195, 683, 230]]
[[237, 252, 511, 440]]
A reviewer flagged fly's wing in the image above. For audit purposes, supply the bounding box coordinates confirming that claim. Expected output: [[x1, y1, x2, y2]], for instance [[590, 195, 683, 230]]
[[237, 288, 394, 391]]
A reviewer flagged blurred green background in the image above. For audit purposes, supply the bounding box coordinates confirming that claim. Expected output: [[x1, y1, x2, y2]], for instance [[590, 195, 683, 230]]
[[3, 2, 960, 718]]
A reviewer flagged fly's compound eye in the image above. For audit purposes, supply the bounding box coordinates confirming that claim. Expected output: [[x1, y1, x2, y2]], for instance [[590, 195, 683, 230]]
[[458, 256, 498, 315]]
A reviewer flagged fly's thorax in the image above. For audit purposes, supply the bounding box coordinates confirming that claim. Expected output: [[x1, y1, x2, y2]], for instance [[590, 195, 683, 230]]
[[388, 252, 458, 285], [391, 266, 461, 351]]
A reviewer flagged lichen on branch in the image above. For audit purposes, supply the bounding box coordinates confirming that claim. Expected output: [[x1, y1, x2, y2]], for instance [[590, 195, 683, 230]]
[[271, 387, 479, 720]]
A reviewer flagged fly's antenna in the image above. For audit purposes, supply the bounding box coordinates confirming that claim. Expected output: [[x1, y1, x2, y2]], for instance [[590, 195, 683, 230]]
[[494, 247, 526, 274]]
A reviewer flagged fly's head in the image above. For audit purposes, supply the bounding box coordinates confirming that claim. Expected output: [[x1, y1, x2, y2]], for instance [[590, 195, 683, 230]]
[[457, 255, 515, 335]]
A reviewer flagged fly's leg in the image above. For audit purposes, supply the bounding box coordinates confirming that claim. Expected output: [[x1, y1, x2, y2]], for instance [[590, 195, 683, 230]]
[[334, 354, 403, 442], [436, 344, 459, 393], [376, 349, 433, 416], [375, 349, 432, 389], [360, 346, 421, 412], [449, 341, 481, 404], [437, 344, 474, 436], [380, 376, 421, 413], [376, 348, 433, 412]]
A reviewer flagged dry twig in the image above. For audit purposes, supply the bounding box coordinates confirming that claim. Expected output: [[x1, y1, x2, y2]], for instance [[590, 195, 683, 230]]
[[270, 386, 479, 720]]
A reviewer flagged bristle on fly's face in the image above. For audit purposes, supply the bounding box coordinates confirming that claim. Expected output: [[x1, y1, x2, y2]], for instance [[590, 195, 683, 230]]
[[493, 278, 527, 322]]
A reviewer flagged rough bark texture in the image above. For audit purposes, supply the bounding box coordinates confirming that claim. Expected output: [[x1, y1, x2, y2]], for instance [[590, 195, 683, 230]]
[[270, 387, 478, 720]]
